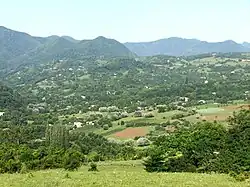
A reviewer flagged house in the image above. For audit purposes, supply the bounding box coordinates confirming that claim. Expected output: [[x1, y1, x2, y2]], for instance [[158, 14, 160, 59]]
[[74, 122, 83, 128]]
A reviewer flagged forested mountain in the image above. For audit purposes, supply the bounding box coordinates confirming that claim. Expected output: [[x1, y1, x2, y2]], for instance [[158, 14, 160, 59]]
[[0, 26, 40, 61], [0, 26, 134, 74], [124, 37, 250, 56]]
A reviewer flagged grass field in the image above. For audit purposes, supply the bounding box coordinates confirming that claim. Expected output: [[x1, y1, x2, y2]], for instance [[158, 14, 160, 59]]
[[186, 103, 250, 122], [0, 161, 249, 187]]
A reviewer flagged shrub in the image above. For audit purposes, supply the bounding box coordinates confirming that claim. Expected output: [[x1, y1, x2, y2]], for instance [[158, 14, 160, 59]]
[[63, 150, 82, 171], [158, 107, 166, 113], [155, 126, 165, 131], [144, 113, 154, 118], [88, 162, 98, 172], [103, 124, 109, 130], [143, 148, 167, 172]]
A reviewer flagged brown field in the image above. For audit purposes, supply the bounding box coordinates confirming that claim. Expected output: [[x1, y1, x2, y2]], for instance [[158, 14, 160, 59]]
[[201, 114, 230, 121], [222, 104, 250, 110], [113, 127, 148, 138]]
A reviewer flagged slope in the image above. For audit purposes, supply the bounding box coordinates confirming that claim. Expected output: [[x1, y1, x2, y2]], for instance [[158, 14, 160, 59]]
[[0, 26, 41, 61]]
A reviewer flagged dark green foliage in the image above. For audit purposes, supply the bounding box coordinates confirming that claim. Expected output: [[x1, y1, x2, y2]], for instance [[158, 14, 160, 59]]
[[0, 82, 24, 110], [143, 148, 167, 172], [157, 107, 166, 113], [0, 129, 142, 174], [211, 110, 250, 174], [63, 149, 82, 171], [145, 110, 250, 177], [45, 125, 69, 148], [103, 124, 109, 130], [88, 162, 98, 172]]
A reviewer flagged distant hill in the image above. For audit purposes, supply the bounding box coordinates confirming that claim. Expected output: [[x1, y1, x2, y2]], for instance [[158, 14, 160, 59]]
[[0, 26, 135, 73], [124, 37, 250, 56], [62, 36, 79, 43], [243, 42, 250, 49], [0, 26, 40, 61]]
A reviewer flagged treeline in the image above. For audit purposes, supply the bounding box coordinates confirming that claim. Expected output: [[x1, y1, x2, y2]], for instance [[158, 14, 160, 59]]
[[143, 109, 250, 180], [0, 125, 145, 173]]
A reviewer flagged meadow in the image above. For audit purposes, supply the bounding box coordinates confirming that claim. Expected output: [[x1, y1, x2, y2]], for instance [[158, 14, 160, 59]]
[[0, 161, 249, 187]]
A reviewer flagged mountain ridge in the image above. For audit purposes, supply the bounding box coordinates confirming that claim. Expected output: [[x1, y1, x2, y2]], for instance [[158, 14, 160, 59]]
[[124, 38, 250, 56], [1, 26, 250, 67], [0, 26, 135, 73]]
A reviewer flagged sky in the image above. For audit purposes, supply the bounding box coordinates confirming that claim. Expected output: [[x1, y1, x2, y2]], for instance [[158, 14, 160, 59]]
[[0, 0, 249, 43]]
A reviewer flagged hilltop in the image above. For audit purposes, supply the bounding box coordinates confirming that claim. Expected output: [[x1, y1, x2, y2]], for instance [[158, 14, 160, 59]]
[[0, 26, 134, 74]]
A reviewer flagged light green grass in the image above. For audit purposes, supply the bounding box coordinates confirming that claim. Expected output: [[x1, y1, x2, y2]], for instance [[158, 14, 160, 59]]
[[115, 110, 185, 125], [0, 161, 248, 187], [197, 108, 225, 114]]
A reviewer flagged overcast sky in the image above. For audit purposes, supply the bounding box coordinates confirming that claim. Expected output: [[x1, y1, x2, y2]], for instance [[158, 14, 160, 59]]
[[0, 0, 249, 43]]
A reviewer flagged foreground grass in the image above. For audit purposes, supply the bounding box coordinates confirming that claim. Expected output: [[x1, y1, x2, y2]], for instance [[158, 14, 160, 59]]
[[0, 161, 249, 187]]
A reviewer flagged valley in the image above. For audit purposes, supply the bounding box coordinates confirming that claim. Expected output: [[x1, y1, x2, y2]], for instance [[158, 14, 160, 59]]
[[0, 26, 250, 186]]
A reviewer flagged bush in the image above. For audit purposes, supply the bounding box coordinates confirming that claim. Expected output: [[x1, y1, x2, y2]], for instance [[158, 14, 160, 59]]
[[154, 126, 165, 131], [88, 162, 98, 172], [144, 113, 154, 118], [143, 148, 167, 172], [63, 150, 82, 171], [158, 107, 166, 113], [171, 113, 185, 120], [103, 124, 109, 130], [121, 121, 125, 126]]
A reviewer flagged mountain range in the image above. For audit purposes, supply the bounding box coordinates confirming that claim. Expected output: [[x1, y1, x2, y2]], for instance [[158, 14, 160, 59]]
[[0, 26, 134, 71], [124, 38, 250, 56], [1, 26, 250, 70]]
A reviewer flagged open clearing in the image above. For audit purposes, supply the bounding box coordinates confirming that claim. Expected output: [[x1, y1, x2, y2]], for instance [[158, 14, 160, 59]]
[[0, 161, 249, 187], [112, 127, 151, 139], [187, 104, 250, 122]]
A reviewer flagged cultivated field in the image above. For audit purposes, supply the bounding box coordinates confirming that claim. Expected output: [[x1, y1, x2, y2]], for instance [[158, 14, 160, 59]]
[[0, 161, 249, 187], [111, 127, 152, 139], [186, 103, 250, 122]]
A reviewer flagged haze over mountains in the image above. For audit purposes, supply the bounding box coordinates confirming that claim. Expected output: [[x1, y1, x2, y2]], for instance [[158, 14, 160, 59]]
[[125, 38, 250, 56], [1, 26, 250, 69]]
